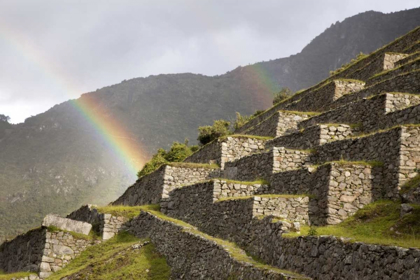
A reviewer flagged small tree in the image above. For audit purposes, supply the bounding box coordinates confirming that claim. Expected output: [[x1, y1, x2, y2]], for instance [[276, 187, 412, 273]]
[[0, 114, 10, 123], [137, 148, 168, 178], [198, 120, 230, 145], [272, 87, 292, 105]]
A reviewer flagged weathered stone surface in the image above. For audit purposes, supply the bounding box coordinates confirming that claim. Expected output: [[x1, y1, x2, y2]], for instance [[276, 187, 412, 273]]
[[42, 214, 92, 235]]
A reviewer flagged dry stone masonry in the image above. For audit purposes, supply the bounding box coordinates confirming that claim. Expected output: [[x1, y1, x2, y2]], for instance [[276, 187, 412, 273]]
[[3, 26, 420, 280]]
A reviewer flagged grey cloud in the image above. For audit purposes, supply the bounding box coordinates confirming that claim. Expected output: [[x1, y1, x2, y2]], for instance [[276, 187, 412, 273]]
[[0, 0, 418, 123]]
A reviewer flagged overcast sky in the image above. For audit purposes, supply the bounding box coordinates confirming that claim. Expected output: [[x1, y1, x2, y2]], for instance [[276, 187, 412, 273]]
[[0, 0, 419, 123]]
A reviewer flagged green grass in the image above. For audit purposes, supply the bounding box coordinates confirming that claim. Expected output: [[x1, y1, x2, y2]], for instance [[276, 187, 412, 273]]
[[400, 174, 420, 194], [334, 78, 365, 83], [369, 56, 420, 80], [324, 160, 384, 167], [49, 231, 170, 280], [94, 205, 160, 220], [214, 178, 270, 186], [221, 134, 274, 141], [283, 200, 420, 248], [278, 110, 320, 116], [46, 225, 100, 241], [167, 162, 219, 169], [216, 194, 309, 202], [0, 271, 37, 280], [144, 210, 305, 278]]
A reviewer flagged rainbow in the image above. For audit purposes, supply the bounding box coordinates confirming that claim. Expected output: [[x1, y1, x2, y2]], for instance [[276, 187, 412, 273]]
[[0, 23, 148, 175]]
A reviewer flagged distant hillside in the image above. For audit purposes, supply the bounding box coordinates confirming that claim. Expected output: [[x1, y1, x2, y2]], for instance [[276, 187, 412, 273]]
[[1, 7, 420, 240]]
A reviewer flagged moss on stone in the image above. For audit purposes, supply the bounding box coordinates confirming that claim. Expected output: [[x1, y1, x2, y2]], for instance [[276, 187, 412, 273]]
[[167, 162, 219, 169], [46, 225, 100, 241], [0, 271, 37, 279]]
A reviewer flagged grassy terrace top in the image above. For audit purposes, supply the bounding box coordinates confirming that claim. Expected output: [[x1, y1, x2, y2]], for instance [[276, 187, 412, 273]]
[[283, 200, 420, 249], [400, 174, 420, 194], [166, 162, 219, 169], [48, 232, 170, 280], [143, 209, 308, 279], [94, 205, 160, 220]]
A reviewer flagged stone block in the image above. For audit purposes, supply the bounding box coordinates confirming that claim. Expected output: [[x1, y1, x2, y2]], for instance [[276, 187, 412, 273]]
[[42, 214, 92, 235]]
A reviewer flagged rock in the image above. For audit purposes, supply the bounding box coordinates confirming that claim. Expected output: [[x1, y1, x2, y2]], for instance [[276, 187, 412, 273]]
[[400, 204, 414, 217], [42, 214, 92, 235]]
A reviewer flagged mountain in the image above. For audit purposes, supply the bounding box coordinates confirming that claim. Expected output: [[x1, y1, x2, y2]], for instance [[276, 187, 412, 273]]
[[1, 7, 420, 240]]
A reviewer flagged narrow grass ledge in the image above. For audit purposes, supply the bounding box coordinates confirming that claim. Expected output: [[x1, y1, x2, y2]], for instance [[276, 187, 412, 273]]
[[283, 200, 420, 248], [220, 134, 274, 141], [216, 194, 309, 202], [143, 209, 308, 279], [400, 174, 420, 194], [46, 225, 101, 241], [94, 205, 160, 220], [167, 162, 219, 169]]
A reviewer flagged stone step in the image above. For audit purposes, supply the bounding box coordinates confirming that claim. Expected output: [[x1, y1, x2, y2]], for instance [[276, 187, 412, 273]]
[[161, 179, 309, 238], [281, 79, 365, 113], [402, 40, 420, 54], [183, 135, 267, 169], [67, 205, 128, 240], [235, 79, 364, 135], [128, 210, 310, 279], [366, 56, 420, 86], [395, 51, 420, 67], [0, 222, 99, 279], [223, 147, 313, 182], [330, 69, 420, 110], [343, 53, 409, 82], [112, 163, 220, 206], [265, 124, 354, 150], [314, 125, 420, 199], [242, 110, 318, 138], [299, 93, 420, 133], [261, 162, 375, 226]]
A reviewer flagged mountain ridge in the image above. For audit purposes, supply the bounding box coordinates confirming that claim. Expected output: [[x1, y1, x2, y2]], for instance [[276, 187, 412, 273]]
[[1, 7, 420, 241]]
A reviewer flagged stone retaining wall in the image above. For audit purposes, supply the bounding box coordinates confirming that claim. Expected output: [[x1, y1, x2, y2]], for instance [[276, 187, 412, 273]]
[[224, 148, 312, 181], [399, 126, 420, 186], [112, 164, 219, 206], [67, 205, 128, 240], [184, 136, 266, 168], [330, 70, 420, 110], [300, 93, 420, 133], [244, 111, 313, 138], [314, 127, 403, 198], [367, 58, 420, 86], [347, 53, 408, 82], [0, 227, 97, 279], [266, 124, 353, 150], [39, 231, 95, 278], [0, 228, 45, 274], [127, 211, 302, 280]]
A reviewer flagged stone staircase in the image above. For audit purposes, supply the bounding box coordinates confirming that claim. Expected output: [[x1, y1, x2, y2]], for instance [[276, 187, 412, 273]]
[[2, 26, 420, 280]]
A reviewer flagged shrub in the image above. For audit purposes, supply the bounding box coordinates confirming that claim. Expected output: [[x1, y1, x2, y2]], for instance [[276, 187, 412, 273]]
[[233, 112, 251, 130], [308, 226, 318, 236], [272, 87, 292, 105], [137, 141, 197, 178], [330, 52, 368, 76], [197, 120, 231, 145]]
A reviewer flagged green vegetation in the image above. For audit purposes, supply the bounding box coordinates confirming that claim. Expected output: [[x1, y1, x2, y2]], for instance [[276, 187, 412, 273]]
[[324, 159, 384, 167], [217, 194, 309, 202], [94, 205, 160, 220], [137, 141, 198, 178], [284, 200, 420, 248], [198, 120, 231, 145], [272, 87, 293, 105], [220, 134, 273, 141], [215, 178, 270, 186], [0, 271, 37, 280], [143, 209, 305, 278], [369, 56, 420, 80], [167, 162, 219, 169], [49, 232, 170, 280], [46, 225, 101, 241], [233, 112, 252, 130], [329, 52, 368, 76], [400, 174, 420, 194]]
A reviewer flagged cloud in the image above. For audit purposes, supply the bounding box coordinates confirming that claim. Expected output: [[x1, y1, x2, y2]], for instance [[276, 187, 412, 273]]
[[0, 0, 418, 123]]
